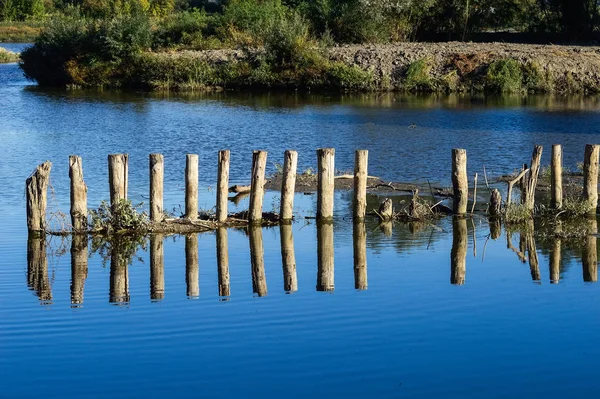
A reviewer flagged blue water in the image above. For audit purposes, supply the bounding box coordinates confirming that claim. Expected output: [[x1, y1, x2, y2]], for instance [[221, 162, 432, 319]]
[[2, 53, 600, 398]]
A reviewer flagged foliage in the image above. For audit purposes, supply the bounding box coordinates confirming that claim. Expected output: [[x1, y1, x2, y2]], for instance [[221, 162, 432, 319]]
[[404, 57, 433, 91], [0, 46, 19, 62], [89, 199, 150, 234], [504, 203, 532, 223], [486, 58, 523, 93], [327, 62, 374, 90]]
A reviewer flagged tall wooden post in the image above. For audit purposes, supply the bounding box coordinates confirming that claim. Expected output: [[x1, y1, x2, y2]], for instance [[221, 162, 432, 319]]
[[108, 154, 128, 207], [249, 225, 267, 297], [353, 150, 368, 220], [353, 221, 368, 290], [583, 144, 600, 214], [70, 234, 88, 306], [280, 223, 298, 293], [185, 154, 199, 220], [216, 227, 230, 297], [149, 154, 164, 222], [551, 144, 563, 209], [317, 221, 335, 291], [216, 150, 230, 222], [523, 145, 543, 212], [451, 149, 468, 215], [249, 151, 267, 224], [150, 234, 165, 301], [317, 148, 335, 220], [69, 156, 87, 232], [280, 150, 298, 221], [26, 161, 52, 235], [583, 218, 598, 282], [451, 216, 467, 285], [185, 234, 199, 298]]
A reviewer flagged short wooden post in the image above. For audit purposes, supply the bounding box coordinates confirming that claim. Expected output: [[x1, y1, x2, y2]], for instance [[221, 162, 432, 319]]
[[150, 234, 164, 301], [451, 216, 467, 285], [216, 227, 230, 297], [26, 161, 52, 235], [27, 237, 52, 303], [488, 189, 502, 217], [149, 154, 164, 222], [523, 145, 543, 212], [353, 221, 368, 290], [317, 221, 335, 291], [109, 246, 129, 304], [551, 144, 563, 209], [280, 223, 298, 293], [185, 234, 199, 298], [451, 149, 468, 214], [70, 234, 88, 306], [525, 220, 541, 281], [353, 150, 368, 220], [249, 151, 267, 223], [216, 150, 230, 222], [280, 150, 298, 221], [249, 225, 267, 297], [583, 144, 600, 214], [69, 156, 87, 232], [317, 148, 335, 220], [378, 198, 394, 221], [583, 218, 598, 282], [185, 154, 199, 220], [108, 154, 128, 207]]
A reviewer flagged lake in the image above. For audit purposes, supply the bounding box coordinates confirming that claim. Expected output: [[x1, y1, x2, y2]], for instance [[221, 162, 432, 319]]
[[2, 45, 600, 398]]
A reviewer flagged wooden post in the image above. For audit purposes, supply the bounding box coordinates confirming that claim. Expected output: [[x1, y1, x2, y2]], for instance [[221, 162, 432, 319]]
[[249, 151, 268, 224], [317, 148, 335, 220], [280, 223, 298, 293], [583, 144, 600, 214], [70, 234, 88, 306], [216, 150, 230, 222], [519, 163, 527, 204], [109, 245, 129, 304], [69, 156, 87, 232], [249, 225, 267, 297], [216, 227, 230, 297], [149, 154, 164, 222], [108, 154, 128, 207], [280, 150, 298, 221], [378, 198, 393, 221], [185, 154, 198, 220], [523, 145, 543, 212], [185, 234, 199, 298], [488, 189, 502, 217], [150, 234, 164, 301], [451, 149, 468, 214], [317, 221, 335, 291], [353, 150, 368, 220], [27, 237, 52, 303], [353, 221, 368, 290], [451, 216, 467, 285], [525, 220, 541, 281], [583, 218, 598, 282], [551, 144, 563, 209], [26, 161, 52, 235]]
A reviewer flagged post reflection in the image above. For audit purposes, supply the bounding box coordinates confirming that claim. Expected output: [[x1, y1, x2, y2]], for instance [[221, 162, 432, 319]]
[[550, 221, 562, 284], [450, 217, 467, 285], [109, 246, 129, 304], [249, 226, 267, 297], [317, 221, 334, 292], [488, 217, 501, 240], [353, 221, 368, 290], [280, 223, 298, 293], [524, 221, 541, 282], [216, 227, 231, 297], [185, 234, 199, 298], [27, 237, 52, 304], [70, 234, 88, 306], [379, 221, 393, 237], [583, 218, 598, 282], [150, 234, 165, 301]]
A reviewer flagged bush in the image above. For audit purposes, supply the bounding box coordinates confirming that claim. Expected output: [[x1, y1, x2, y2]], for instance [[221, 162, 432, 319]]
[[486, 58, 523, 93], [405, 57, 433, 91], [90, 199, 150, 234], [326, 62, 374, 91], [153, 9, 221, 49]]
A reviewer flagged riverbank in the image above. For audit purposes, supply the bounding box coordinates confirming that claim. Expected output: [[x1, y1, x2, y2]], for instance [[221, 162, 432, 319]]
[[0, 47, 19, 63], [0, 22, 41, 42]]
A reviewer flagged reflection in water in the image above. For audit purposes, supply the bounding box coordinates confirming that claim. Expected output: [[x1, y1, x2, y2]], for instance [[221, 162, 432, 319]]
[[185, 234, 199, 298], [450, 217, 467, 285], [489, 217, 501, 240], [109, 247, 129, 304], [216, 228, 231, 297], [379, 221, 393, 237], [70, 235, 88, 306], [583, 218, 598, 283], [150, 235, 165, 301], [524, 221, 541, 282], [317, 222, 335, 292], [550, 221, 562, 284], [353, 222, 368, 290], [279, 223, 298, 293], [27, 238, 52, 304], [249, 226, 267, 297]]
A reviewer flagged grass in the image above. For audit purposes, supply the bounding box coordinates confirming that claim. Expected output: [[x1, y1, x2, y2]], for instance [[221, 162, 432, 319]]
[[486, 58, 523, 93], [0, 46, 19, 63], [0, 22, 42, 42], [404, 58, 433, 91], [504, 203, 533, 224]]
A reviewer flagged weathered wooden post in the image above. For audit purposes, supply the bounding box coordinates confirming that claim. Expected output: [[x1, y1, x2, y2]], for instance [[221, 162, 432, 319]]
[[488, 188, 502, 217], [451, 149, 468, 214], [150, 234, 165, 301], [353, 150, 368, 220], [26, 161, 52, 235], [280, 223, 298, 293], [27, 237, 52, 303], [551, 144, 563, 209], [109, 244, 129, 304], [525, 220, 541, 281], [185, 234, 199, 298], [523, 145, 543, 212], [249, 150, 267, 224], [317, 148, 335, 220], [353, 221, 368, 290], [378, 198, 394, 221], [216, 150, 230, 222], [249, 225, 267, 297], [149, 154, 164, 222], [582, 144, 600, 214], [450, 216, 467, 285], [70, 234, 88, 306], [280, 150, 298, 221], [108, 154, 128, 207], [216, 227, 230, 297], [583, 218, 598, 282], [185, 154, 198, 220], [317, 221, 335, 291], [69, 156, 87, 232]]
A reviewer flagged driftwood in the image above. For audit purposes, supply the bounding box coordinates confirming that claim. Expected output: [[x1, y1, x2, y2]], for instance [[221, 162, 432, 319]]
[[506, 168, 529, 204], [229, 184, 251, 194]]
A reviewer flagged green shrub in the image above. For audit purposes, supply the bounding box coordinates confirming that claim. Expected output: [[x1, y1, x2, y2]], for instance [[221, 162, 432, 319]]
[[405, 57, 433, 91], [153, 9, 220, 50], [90, 199, 149, 234], [326, 62, 374, 91], [504, 203, 532, 223], [486, 58, 523, 93]]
